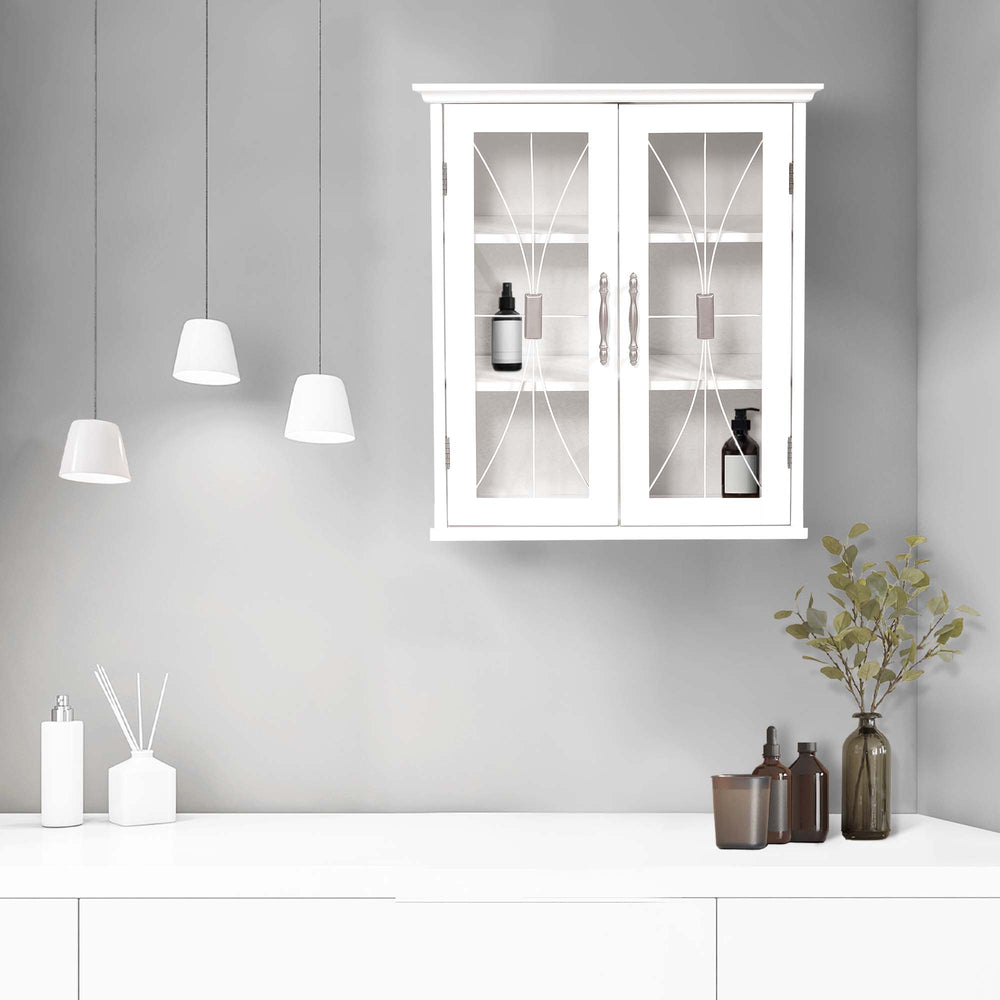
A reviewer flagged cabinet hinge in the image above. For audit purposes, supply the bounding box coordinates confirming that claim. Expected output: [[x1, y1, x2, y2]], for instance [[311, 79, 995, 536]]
[[445, 435, 451, 470], [442, 161, 448, 196], [788, 161, 794, 195], [787, 435, 793, 469]]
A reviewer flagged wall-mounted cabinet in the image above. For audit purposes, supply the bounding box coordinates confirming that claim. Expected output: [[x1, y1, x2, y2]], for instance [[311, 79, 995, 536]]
[[414, 85, 822, 540]]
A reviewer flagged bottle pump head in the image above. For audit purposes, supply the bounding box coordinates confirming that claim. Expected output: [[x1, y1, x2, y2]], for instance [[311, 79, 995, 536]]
[[51, 694, 74, 722], [498, 282, 516, 311], [732, 407, 760, 434], [763, 725, 780, 758]]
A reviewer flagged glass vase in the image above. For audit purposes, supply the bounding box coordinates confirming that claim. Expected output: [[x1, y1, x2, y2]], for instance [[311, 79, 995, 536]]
[[841, 712, 891, 839]]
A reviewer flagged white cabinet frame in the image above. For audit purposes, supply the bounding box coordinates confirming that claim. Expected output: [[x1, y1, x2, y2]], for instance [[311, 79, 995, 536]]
[[417, 85, 821, 541]]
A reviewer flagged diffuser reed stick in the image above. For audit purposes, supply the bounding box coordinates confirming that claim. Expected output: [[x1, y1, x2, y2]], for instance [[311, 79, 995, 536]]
[[93, 665, 168, 752]]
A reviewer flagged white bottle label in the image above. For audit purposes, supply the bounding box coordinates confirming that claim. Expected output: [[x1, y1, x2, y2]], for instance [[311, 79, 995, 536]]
[[41, 721, 84, 827], [724, 454, 758, 495], [492, 317, 523, 365]]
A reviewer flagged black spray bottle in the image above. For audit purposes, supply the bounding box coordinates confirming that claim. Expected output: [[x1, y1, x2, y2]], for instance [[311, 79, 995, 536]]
[[722, 406, 760, 498], [491, 282, 522, 372]]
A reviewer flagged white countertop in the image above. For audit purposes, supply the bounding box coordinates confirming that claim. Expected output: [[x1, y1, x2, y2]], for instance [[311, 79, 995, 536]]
[[1, 813, 998, 899]]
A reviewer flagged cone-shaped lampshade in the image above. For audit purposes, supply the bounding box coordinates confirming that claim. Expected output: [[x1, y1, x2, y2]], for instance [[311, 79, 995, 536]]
[[284, 373, 355, 443], [59, 419, 131, 484], [173, 318, 239, 385]]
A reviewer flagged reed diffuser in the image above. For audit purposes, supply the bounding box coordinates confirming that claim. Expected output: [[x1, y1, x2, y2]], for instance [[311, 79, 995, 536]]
[[94, 664, 175, 826]]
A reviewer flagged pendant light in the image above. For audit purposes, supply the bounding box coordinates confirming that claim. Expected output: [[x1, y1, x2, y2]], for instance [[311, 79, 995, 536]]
[[60, 0, 131, 485], [173, 0, 239, 386], [284, 0, 355, 444]]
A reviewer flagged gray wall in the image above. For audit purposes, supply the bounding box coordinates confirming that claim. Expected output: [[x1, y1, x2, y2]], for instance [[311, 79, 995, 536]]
[[0, 0, 918, 812], [916, 0, 997, 829]]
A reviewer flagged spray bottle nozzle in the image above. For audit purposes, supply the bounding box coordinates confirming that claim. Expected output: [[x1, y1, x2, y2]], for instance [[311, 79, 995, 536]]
[[732, 406, 760, 433], [498, 282, 516, 312]]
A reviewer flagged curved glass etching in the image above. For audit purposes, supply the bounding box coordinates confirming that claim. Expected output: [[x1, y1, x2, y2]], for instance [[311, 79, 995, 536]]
[[647, 132, 765, 499], [473, 133, 590, 499]]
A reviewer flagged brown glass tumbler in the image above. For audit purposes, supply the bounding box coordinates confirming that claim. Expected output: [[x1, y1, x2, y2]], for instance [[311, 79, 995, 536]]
[[711, 774, 771, 850]]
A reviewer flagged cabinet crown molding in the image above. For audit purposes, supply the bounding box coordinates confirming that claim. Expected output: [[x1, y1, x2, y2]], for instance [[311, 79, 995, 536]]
[[412, 83, 824, 104]]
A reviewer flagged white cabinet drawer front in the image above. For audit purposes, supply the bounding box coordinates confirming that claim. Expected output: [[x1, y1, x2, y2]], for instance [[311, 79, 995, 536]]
[[395, 900, 715, 1000], [80, 899, 394, 1000], [0, 899, 77, 1000], [719, 897, 999, 999]]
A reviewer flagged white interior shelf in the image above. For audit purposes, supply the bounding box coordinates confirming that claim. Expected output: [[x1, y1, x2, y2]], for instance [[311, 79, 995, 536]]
[[474, 215, 589, 244], [649, 214, 762, 243], [475, 354, 762, 392]]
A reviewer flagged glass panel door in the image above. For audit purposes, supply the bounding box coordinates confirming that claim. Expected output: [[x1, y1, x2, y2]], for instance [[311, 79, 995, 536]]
[[443, 105, 618, 526], [619, 105, 793, 526]]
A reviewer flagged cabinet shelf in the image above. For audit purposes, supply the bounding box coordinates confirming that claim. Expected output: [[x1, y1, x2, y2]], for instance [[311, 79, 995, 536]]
[[474, 214, 763, 246], [649, 214, 762, 243], [475, 215, 588, 245], [475, 354, 761, 392]]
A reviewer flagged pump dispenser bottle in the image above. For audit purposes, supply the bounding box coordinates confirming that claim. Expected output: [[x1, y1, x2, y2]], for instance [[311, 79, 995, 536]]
[[752, 725, 791, 844], [722, 406, 760, 497], [491, 282, 522, 372], [41, 695, 83, 828]]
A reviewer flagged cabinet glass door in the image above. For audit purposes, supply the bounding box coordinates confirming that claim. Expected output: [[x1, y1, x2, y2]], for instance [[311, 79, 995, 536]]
[[443, 105, 618, 526], [619, 105, 793, 526]]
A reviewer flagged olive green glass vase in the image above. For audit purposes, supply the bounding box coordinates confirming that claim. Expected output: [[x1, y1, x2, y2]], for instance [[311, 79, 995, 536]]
[[841, 712, 891, 840]]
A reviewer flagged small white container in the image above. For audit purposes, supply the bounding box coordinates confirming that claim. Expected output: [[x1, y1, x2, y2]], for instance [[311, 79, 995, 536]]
[[41, 695, 84, 828], [108, 750, 176, 827]]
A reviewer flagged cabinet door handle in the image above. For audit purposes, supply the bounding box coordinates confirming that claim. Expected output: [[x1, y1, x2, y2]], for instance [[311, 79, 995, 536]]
[[598, 272, 609, 366], [628, 272, 639, 366]]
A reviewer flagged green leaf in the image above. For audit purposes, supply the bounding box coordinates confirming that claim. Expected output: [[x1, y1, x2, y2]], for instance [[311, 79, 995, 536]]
[[926, 595, 946, 616], [905, 535, 927, 547], [822, 536, 843, 556], [886, 561, 900, 579], [866, 573, 888, 599], [828, 574, 852, 591], [828, 593, 847, 609], [806, 607, 828, 633], [785, 623, 811, 639], [794, 585, 805, 601], [860, 598, 881, 620], [820, 666, 845, 680], [829, 561, 850, 575], [938, 650, 954, 663], [844, 581, 871, 604], [877, 669, 896, 683], [915, 558, 930, 566], [774, 610, 794, 619], [833, 611, 852, 633], [858, 660, 881, 680], [957, 604, 981, 616], [849, 522, 870, 539], [900, 567, 924, 584], [802, 655, 828, 664], [861, 561, 877, 572], [843, 544, 858, 569], [900, 669, 924, 682]]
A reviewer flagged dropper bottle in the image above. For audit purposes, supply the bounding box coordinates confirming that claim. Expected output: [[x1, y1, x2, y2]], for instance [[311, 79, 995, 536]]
[[752, 725, 791, 844]]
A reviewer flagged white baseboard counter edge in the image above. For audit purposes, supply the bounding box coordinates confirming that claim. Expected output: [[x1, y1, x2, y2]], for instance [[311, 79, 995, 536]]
[[1, 812, 997, 900]]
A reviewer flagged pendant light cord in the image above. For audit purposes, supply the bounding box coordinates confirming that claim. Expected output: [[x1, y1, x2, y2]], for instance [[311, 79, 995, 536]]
[[93, 0, 98, 419], [317, 0, 322, 374], [205, 0, 210, 319]]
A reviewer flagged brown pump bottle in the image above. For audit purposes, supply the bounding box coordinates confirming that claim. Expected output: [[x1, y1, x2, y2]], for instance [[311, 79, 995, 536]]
[[752, 726, 791, 844]]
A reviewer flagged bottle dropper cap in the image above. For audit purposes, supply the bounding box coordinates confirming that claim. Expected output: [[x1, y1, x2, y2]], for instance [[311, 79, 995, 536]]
[[763, 725, 780, 757], [498, 282, 516, 311]]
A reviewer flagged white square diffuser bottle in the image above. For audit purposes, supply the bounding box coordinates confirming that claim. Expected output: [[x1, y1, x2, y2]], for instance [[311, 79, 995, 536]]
[[109, 750, 176, 826]]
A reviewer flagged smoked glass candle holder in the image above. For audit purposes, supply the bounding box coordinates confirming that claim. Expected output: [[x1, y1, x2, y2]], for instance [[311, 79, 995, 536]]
[[711, 774, 771, 850]]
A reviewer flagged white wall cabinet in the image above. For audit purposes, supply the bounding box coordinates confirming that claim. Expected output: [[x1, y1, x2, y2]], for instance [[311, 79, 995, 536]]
[[415, 84, 821, 540], [0, 899, 77, 1000], [718, 897, 1000, 998]]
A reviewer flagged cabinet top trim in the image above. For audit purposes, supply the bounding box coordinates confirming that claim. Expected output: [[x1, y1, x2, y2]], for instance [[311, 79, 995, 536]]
[[412, 83, 824, 104]]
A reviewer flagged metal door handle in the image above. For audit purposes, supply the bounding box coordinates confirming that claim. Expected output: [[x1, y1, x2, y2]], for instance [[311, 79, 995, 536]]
[[598, 273, 609, 366], [628, 273, 639, 366]]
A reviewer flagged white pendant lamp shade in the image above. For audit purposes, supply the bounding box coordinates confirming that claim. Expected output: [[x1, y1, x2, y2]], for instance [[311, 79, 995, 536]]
[[284, 373, 355, 443], [173, 318, 240, 385], [59, 419, 131, 484]]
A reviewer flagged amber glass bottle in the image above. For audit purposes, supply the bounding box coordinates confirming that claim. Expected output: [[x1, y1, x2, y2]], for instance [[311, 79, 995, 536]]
[[789, 742, 829, 843], [751, 726, 791, 844], [842, 713, 891, 840]]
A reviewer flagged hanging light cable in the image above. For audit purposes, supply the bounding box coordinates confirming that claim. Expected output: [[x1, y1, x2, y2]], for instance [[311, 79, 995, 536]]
[[284, 0, 355, 444], [60, 0, 131, 484], [173, 0, 239, 385]]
